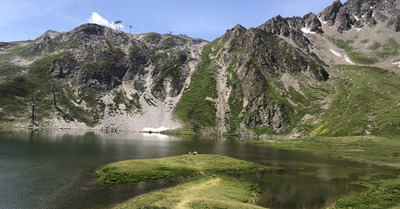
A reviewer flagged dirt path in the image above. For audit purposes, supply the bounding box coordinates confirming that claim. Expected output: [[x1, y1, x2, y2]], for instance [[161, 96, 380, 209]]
[[175, 178, 221, 209]]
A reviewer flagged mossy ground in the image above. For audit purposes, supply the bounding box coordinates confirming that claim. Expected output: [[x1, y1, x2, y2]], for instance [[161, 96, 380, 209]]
[[96, 154, 274, 208]]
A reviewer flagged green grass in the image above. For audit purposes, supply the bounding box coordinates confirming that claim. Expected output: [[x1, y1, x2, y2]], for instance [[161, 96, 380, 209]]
[[114, 176, 265, 209], [369, 38, 400, 58], [308, 65, 400, 137], [151, 65, 182, 98], [173, 41, 218, 131], [96, 154, 274, 184], [332, 174, 400, 209], [97, 154, 272, 209]]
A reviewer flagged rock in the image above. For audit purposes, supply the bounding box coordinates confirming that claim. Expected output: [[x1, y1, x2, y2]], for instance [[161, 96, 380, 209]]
[[319, 0, 343, 26]]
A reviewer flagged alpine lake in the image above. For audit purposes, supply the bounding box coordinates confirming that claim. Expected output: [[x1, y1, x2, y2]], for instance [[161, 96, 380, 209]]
[[0, 131, 398, 209]]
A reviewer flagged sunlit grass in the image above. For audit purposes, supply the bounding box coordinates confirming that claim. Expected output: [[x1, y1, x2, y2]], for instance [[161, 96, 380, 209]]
[[97, 154, 274, 208], [114, 176, 264, 209], [307, 65, 400, 137], [96, 154, 274, 184]]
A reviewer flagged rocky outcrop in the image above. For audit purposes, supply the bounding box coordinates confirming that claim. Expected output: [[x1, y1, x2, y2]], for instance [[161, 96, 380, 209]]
[[246, 100, 287, 133], [320, 0, 343, 26]]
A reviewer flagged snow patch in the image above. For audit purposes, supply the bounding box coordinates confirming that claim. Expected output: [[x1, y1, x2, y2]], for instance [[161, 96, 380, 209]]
[[143, 126, 169, 132], [318, 18, 327, 25], [330, 49, 354, 64], [393, 62, 400, 68], [301, 27, 316, 34], [354, 15, 359, 21], [344, 55, 355, 64], [330, 49, 341, 57]]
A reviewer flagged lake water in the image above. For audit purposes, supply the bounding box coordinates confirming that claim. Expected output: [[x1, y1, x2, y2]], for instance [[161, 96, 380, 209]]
[[0, 131, 397, 209]]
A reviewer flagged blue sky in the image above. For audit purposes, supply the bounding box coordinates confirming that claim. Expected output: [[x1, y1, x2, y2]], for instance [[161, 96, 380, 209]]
[[0, 0, 345, 42]]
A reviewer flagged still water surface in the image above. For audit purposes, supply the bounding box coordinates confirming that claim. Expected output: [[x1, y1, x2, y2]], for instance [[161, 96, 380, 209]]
[[0, 131, 396, 209]]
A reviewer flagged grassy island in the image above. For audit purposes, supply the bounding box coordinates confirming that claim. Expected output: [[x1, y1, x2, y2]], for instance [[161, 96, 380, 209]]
[[96, 154, 275, 208]]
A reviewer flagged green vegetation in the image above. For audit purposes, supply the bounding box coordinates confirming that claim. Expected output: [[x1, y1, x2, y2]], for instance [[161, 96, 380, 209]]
[[368, 38, 400, 58], [97, 154, 272, 209], [250, 136, 400, 208], [0, 62, 25, 78], [0, 52, 74, 124], [327, 36, 378, 64], [308, 65, 400, 137], [96, 154, 273, 184], [143, 32, 162, 42], [361, 39, 369, 44], [332, 173, 400, 209], [173, 41, 218, 131], [112, 91, 141, 114], [0, 51, 105, 127], [114, 176, 264, 209], [151, 65, 182, 97]]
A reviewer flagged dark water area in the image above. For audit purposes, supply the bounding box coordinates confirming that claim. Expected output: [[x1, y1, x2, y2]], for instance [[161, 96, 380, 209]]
[[0, 131, 397, 209]]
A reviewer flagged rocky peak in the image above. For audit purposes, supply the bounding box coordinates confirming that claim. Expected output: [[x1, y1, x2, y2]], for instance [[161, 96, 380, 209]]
[[303, 13, 323, 34], [221, 24, 247, 42], [35, 30, 61, 44], [319, 0, 343, 26], [25, 24, 131, 57], [317, 0, 400, 33], [258, 15, 291, 36]]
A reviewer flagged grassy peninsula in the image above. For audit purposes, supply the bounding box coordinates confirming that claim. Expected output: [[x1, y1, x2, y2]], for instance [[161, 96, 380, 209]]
[[96, 154, 275, 208]]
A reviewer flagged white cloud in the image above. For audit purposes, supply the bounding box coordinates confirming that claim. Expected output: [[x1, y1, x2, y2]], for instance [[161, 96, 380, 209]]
[[88, 12, 124, 30]]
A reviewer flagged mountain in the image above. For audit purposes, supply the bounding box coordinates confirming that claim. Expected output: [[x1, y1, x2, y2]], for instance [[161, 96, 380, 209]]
[[0, 24, 208, 131], [1, 0, 400, 138]]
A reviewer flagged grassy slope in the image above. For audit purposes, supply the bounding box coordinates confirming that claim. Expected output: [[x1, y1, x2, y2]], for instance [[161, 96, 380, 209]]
[[0, 51, 106, 128], [96, 154, 274, 209], [308, 65, 400, 137], [173, 41, 218, 131]]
